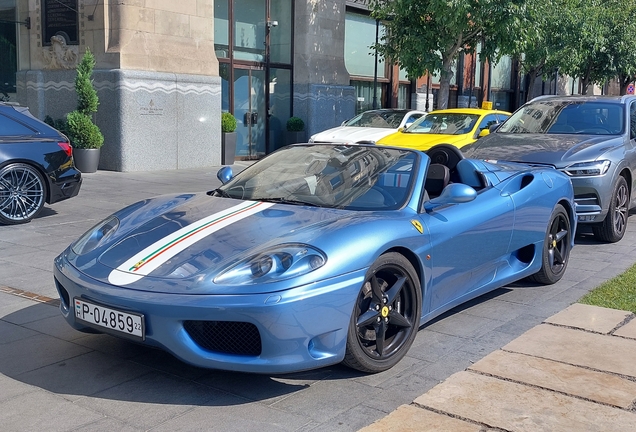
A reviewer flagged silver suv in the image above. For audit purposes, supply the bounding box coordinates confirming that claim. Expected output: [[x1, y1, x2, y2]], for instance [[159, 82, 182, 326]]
[[464, 95, 636, 243]]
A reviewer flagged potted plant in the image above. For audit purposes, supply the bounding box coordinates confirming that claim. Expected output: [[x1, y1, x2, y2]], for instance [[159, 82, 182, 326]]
[[221, 111, 237, 165], [67, 48, 104, 173], [286, 116, 305, 145]]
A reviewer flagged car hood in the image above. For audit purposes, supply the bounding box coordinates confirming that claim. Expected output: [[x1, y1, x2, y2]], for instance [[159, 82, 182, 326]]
[[310, 126, 396, 143], [378, 131, 470, 150], [68, 193, 356, 292], [464, 133, 623, 166]]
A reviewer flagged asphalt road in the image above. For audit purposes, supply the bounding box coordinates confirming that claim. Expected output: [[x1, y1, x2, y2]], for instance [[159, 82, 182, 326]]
[[1, 163, 635, 431]]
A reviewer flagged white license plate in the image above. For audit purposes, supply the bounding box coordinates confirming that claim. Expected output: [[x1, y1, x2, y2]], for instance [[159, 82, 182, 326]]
[[74, 298, 144, 340]]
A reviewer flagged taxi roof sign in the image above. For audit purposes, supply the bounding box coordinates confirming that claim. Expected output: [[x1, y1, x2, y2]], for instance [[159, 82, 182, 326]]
[[481, 101, 493, 110]]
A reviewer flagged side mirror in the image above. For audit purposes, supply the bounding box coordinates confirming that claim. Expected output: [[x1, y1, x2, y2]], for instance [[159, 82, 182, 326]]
[[217, 166, 234, 184], [488, 123, 500, 133], [478, 128, 490, 138], [424, 183, 477, 212]]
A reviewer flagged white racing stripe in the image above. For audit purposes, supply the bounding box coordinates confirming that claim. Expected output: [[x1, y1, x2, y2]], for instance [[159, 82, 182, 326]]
[[108, 201, 274, 286]]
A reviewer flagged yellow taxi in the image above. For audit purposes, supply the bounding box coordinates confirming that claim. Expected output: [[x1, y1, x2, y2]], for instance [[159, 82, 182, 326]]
[[376, 107, 511, 151]]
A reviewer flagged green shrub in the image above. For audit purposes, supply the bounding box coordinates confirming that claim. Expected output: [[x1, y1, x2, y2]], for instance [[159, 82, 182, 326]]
[[66, 110, 104, 149], [221, 112, 237, 133], [75, 48, 98, 116], [44, 115, 69, 136], [286, 116, 305, 132]]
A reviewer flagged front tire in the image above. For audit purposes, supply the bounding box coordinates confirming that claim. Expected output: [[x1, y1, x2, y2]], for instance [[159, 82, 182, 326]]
[[343, 252, 421, 373], [530, 204, 571, 284], [0, 163, 46, 225], [593, 176, 629, 243]]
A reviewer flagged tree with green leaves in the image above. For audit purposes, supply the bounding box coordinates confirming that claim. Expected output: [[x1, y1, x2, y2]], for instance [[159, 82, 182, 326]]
[[369, 0, 529, 109], [605, 0, 636, 95], [66, 48, 103, 149]]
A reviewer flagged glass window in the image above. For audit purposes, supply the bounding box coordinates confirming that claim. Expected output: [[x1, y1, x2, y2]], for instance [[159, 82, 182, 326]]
[[398, 84, 409, 109], [351, 80, 384, 114], [630, 102, 636, 139], [405, 113, 480, 135], [0, 0, 17, 94], [233, 0, 266, 62], [269, 0, 292, 64], [345, 12, 384, 78], [491, 55, 512, 90], [500, 101, 624, 135], [220, 63, 230, 112], [214, 0, 229, 58]]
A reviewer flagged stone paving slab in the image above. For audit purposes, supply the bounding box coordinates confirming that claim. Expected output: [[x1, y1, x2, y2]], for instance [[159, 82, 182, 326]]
[[503, 324, 636, 378], [469, 349, 636, 408], [614, 318, 636, 339], [414, 371, 636, 432], [544, 303, 632, 333], [359, 404, 482, 432]]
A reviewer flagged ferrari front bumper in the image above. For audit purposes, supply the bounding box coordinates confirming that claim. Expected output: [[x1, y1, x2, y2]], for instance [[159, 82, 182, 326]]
[[54, 254, 366, 374]]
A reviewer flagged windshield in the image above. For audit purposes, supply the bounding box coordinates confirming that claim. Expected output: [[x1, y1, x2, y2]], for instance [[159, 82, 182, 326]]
[[344, 111, 408, 129], [498, 100, 624, 135], [218, 144, 418, 210], [405, 113, 479, 135]]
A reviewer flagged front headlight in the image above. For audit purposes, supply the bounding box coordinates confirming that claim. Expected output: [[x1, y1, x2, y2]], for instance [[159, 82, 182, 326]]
[[72, 216, 120, 255], [563, 160, 610, 177], [214, 244, 327, 285]]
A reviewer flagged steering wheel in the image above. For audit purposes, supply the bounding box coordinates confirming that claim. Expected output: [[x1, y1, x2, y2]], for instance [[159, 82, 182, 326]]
[[426, 144, 465, 171]]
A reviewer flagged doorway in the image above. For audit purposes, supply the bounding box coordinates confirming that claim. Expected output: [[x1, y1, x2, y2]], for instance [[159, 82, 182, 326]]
[[233, 68, 266, 159]]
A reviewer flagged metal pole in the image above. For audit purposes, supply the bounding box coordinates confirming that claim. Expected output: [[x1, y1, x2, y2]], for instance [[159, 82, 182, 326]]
[[425, 74, 431, 111], [372, 18, 379, 110]]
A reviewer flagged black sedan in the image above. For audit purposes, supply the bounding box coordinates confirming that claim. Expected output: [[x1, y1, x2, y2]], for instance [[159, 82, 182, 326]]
[[0, 102, 82, 224]]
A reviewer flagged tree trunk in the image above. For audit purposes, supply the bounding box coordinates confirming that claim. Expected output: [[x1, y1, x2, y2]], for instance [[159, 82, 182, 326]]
[[526, 68, 539, 102], [437, 59, 454, 110]]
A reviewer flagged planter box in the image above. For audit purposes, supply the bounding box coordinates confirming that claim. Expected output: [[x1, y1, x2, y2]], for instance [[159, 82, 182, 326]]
[[286, 131, 305, 145], [222, 132, 237, 165], [73, 148, 101, 173]]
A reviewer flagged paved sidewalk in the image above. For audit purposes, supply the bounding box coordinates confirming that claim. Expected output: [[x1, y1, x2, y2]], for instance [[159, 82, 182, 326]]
[[361, 303, 636, 432], [1, 166, 636, 431]]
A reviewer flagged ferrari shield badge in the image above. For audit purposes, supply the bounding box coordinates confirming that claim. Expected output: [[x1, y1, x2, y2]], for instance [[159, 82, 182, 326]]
[[411, 220, 424, 234]]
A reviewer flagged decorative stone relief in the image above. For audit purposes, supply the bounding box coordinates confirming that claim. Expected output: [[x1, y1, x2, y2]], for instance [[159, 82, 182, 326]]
[[43, 35, 78, 70]]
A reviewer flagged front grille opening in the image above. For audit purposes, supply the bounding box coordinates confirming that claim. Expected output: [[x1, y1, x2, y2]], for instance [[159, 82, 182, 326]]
[[55, 277, 70, 309], [184, 320, 262, 356]]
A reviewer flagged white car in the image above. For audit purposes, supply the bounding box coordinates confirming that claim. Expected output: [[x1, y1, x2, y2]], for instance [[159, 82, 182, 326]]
[[309, 109, 426, 144]]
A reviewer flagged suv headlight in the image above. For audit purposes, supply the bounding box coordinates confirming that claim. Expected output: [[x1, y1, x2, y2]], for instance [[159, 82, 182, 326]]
[[214, 244, 326, 285], [563, 160, 610, 177]]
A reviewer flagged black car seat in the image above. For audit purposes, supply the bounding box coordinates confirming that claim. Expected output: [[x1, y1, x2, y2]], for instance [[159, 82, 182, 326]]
[[425, 164, 450, 197]]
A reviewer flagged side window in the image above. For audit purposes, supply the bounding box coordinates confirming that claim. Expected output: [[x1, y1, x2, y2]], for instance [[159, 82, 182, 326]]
[[630, 102, 636, 140], [496, 113, 510, 123], [405, 114, 423, 127], [475, 114, 498, 136], [0, 113, 36, 136]]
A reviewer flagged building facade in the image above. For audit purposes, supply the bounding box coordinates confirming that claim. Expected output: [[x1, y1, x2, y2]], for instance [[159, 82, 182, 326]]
[[1, 0, 597, 171]]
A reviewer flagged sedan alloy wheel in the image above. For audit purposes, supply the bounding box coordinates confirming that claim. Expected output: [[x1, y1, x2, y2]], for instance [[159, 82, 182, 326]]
[[0, 163, 46, 224]]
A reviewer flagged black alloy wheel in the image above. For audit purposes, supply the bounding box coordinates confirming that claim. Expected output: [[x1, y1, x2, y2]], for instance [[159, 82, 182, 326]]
[[531, 204, 571, 284], [0, 163, 46, 225], [593, 176, 629, 243], [343, 252, 421, 373]]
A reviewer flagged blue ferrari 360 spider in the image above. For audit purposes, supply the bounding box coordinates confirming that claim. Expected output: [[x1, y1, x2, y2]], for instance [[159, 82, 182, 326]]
[[54, 143, 575, 373]]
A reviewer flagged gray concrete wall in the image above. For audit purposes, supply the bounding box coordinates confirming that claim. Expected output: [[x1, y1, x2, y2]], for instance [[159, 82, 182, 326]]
[[16, 69, 221, 172]]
